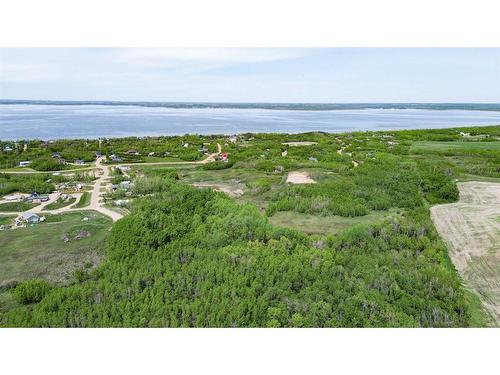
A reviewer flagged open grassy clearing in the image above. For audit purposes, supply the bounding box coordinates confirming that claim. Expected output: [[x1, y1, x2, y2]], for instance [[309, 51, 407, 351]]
[[0, 201, 39, 212], [410, 140, 500, 153], [42, 196, 77, 211], [0, 215, 15, 226], [269, 209, 404, 235], [73, 191, 91, 208], [0, 211, 112, 286]]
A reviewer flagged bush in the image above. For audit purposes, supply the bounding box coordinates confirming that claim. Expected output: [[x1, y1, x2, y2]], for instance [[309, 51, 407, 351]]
[[31, 157, 65, 171], [14, 279, 52, 304], [202, 160, 235, 170]]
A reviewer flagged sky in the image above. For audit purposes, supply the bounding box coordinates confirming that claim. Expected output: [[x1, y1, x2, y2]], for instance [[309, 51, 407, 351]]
[[0, 48, 499, 103]]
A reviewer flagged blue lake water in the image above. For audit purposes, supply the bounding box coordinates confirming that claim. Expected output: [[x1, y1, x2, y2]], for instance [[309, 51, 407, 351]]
[[0, 104, 499, 140]]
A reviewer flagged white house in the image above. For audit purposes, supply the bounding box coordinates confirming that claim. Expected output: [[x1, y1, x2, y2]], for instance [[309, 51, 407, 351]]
[[19, 161, 31, 167]]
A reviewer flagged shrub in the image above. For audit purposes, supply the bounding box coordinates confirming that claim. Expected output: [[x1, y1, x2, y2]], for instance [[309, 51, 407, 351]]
[[202, 160, 235, 170], [14, 279, 52, 304]]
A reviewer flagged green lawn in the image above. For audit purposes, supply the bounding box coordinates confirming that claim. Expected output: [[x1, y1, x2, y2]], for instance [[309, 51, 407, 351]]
[[0, 216, 15, 226], [269, 209, 403, 235], [73, 191, 91, 208], [0, 211, 112, 285], [42, 196, 77, 211], [410, 141, 500, 153], [0, 202, 39, 212]]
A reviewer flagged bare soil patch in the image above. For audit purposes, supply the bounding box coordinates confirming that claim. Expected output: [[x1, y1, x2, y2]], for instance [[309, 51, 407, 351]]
[[282, 141, 318, 146], [431, 181, 500, 325], [286, 171, 316, 184], [192, 182, 245, 197]]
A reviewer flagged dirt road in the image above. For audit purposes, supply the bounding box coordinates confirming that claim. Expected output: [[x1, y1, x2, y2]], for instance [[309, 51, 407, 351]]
[[0, 145, 222, 222], [431, 181, 500, 325]]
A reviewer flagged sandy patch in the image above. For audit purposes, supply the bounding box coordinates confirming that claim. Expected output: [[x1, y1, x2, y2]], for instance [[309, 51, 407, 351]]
[[282, 141, 318, 146], [286, 171, 316, 184], [431, 181, 500, 325]]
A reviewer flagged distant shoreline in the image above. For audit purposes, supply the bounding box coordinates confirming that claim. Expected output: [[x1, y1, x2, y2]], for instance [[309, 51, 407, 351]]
[[1, 100, 500, 112]]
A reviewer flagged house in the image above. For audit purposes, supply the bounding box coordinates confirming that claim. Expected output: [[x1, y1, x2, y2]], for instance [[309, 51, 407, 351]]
[[19, 161, 31, 167], [183, 143, 189, 148], [198, 145, 209, 154], [74, 159, 85, 165], [40, 141, 49, 148], [126, 149, 140, 155], [220, 153, 229, 162], [110, 154, 122, 162], [229, 135, 238, 144], [21, 212, 42, 224], [57, 158, 67, 165], [281, 150, 288, 157], [95, 151, 102, 158], [119, 180, 134, 189], [148, 152, 155, 156], [308, 156, 318, 162], [4, 194, 23, 201], [3, 145, 13, 152], [117, 166, 131, 172], [25, 192, 50, 203], [52, 152, 62, 158]]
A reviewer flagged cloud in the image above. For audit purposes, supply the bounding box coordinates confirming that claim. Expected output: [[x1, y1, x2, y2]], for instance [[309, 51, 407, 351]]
[[0, 62, 61, 82], [114, 48, 310, 65]]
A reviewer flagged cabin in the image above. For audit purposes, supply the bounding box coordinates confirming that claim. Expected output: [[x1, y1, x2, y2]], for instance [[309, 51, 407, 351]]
[[19, 161, 31, 167], [22, 212, 42, 224], [74, 159, 85, 165], [119, 180, 134, 189], [126, 149, 140, 155], [52, 152, 62, 158], [25, 192, 49, 203]]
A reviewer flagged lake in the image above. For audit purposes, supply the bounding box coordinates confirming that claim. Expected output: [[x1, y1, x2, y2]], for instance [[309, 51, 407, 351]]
[[0, 104, 499, 140]]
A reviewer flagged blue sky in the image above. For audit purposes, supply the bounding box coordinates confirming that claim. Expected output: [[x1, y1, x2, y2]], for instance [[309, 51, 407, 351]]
[[0, 48, 499, 102]]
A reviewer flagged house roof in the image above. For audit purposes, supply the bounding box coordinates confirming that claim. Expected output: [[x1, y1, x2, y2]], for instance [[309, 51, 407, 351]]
[[22, 212, 39, 220]]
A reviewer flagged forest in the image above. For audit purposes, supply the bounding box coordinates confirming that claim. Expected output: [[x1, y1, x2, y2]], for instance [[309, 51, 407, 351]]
[[1, 125, 499, 327]]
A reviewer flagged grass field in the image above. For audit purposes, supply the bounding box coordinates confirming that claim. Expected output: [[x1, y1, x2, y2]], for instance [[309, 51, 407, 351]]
[[0, 211, 112, 285], [269, 209, 403, 235], [410, 141, 500, 153], [73, 191, 91, 208], [42, 196, 77, 211], [0, 216, 15, 226], [0, 201, 39, 212]]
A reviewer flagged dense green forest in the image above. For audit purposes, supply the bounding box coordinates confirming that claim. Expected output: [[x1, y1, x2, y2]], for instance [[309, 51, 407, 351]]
[[2, 180, 472, 327], [1, 125, 499, 327]]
